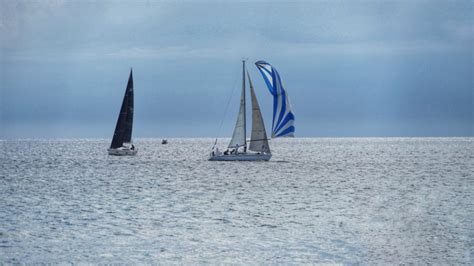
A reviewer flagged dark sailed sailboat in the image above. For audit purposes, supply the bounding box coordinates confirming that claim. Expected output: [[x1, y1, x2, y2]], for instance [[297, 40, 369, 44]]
[[107, 69, 138, 156]]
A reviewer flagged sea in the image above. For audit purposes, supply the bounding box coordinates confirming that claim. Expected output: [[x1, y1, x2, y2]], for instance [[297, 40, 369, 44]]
[[1, 138, 472, 264]]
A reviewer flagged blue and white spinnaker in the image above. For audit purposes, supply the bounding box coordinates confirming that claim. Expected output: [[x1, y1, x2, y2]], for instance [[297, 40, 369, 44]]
[[255, 61, 295, 138]]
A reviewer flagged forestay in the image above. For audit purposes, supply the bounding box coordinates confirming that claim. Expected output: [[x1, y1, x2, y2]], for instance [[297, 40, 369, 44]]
[[255, 61, 295, 138]]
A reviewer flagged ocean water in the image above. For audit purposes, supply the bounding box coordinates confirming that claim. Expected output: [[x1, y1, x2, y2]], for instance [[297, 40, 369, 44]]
[[1, 138, 472, 264]]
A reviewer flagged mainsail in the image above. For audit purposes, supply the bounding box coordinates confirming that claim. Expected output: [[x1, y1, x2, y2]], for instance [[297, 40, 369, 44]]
[[110, 69, 134, 149], [255, 61, 295, 138], [247, 71, 270, 153], [228, 61, 247, 149]]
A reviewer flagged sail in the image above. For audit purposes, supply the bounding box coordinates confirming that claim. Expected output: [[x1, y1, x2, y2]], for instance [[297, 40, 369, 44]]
[[110, 69, 134, 148], [255, 61, 295, 138], [123, 69, 134, 143], [228, 61, 247, 149], [247, 71, 270, 153]]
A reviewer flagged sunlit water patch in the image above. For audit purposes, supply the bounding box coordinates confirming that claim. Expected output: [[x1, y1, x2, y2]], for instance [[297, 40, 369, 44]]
[[0, 138, 472, 264]]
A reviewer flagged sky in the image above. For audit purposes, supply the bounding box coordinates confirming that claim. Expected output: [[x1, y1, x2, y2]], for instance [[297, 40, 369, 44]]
[[1, 0, 473, 138]]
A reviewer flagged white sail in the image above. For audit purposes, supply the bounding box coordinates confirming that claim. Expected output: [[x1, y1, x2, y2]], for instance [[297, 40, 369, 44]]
[[248, 71, 270, 153], [228, 61, 247, 149]]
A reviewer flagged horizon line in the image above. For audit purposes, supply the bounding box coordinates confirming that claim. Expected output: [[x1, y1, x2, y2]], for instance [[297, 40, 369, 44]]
[[1, 136, 473, 141]]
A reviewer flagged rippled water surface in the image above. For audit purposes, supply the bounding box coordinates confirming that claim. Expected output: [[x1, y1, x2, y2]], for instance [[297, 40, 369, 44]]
[[1, 138, 473, 264]]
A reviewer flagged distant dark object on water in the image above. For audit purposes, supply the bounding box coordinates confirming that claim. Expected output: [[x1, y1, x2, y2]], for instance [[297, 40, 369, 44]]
[[161, 139, 168, 144]]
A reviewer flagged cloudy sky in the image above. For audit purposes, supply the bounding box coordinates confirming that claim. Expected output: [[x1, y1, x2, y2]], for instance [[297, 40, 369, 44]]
[[1, 0, 472, 138]]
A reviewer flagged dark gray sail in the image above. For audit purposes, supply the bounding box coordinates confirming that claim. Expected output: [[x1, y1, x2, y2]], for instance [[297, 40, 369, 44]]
[[110, 69, 134, 149], [122, 70, 134, 144]]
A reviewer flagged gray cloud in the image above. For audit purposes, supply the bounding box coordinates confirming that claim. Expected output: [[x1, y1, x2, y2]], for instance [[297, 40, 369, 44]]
[[1, 0, 472, 138]]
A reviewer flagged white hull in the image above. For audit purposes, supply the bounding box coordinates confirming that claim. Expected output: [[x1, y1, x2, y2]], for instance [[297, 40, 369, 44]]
[[107, 147, 138, 156], [209, 152, 271, 161]]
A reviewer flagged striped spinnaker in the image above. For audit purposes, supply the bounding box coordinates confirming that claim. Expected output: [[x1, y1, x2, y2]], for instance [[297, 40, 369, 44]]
[[255, 61, 295, 138]]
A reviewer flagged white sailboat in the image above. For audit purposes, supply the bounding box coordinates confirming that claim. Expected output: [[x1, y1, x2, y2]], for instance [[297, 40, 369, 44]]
[[107, 69, 138, 156], [209, 60, 294, 161]]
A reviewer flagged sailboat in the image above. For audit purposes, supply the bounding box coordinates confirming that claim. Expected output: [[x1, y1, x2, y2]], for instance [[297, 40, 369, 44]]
[[209, 60, 294, 161], [107, 69, 138, 156]]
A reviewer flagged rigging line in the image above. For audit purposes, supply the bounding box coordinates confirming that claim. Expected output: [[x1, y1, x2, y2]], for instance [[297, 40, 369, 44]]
[[211, 63, 241, 149]]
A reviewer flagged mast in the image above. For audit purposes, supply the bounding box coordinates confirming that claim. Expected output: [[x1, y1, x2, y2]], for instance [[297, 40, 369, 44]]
[[242, 60, 247, 152]]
